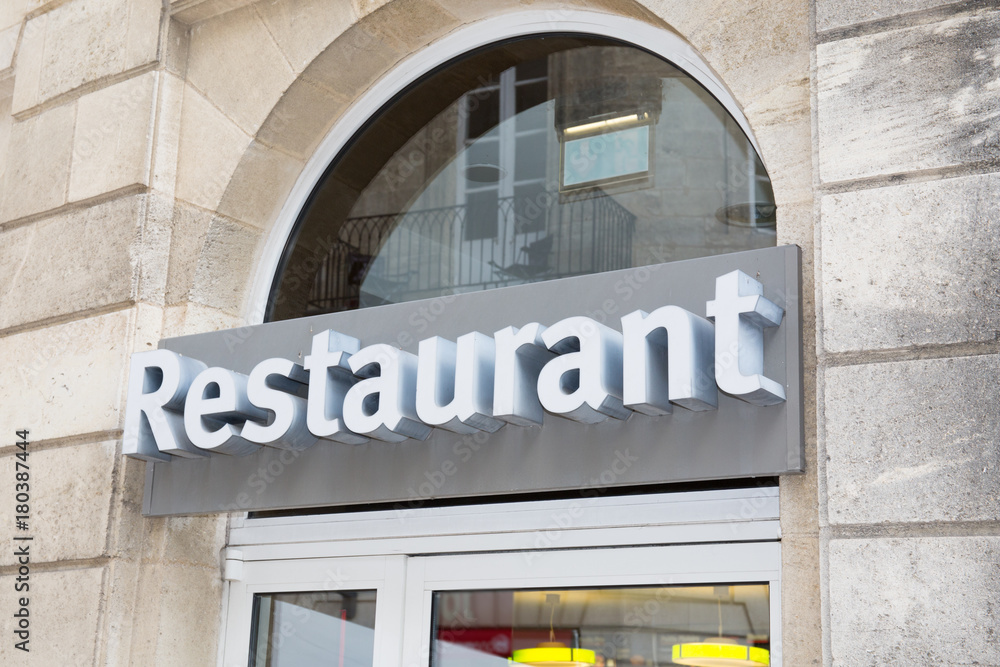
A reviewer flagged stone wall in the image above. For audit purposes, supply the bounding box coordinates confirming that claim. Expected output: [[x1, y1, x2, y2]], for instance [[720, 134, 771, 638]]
[[814, 0, 1000, 664], [3, 0, 992, 665]]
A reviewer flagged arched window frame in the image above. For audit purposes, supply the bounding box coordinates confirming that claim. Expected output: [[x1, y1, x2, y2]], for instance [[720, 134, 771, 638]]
[[247, 10, 767, 323]]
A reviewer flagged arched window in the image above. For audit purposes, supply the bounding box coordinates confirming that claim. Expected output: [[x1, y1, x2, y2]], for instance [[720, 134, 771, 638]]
[[267, 36, 775, 322]]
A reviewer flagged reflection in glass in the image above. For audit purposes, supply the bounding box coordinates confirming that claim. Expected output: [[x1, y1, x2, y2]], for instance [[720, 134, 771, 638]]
[[249, 590, 377, 667], [431, 584, 769, 667], [269, 38, 776, 321]]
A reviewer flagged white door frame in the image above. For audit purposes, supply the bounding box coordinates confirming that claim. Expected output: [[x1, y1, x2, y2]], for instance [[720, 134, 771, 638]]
[[219, 487, 782, 666]]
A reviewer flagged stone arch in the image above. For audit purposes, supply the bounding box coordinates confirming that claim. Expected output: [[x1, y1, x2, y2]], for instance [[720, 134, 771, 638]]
[[176, 0, 810, 326]]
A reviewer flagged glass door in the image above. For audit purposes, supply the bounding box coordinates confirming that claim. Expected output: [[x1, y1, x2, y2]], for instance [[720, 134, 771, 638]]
[[220, 555, 407, 667], [400, 543, 781, 667]]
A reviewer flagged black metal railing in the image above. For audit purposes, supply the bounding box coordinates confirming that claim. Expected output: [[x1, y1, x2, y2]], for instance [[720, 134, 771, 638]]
[[307, 192, 635, 313]]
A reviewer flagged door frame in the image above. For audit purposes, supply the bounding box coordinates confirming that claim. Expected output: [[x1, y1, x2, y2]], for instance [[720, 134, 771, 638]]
[[219, 486, 781, 666]]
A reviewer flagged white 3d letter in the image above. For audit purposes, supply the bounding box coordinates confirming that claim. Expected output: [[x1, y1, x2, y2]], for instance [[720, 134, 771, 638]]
[[184, 367, 268, 456], [416, 333, 503, 433], [343, 344, 432, 442], [621, 306, 717, 415], [123, 349, 207, 461], [492, 324, 554, 427], [303, 330, 368, 445], [706, 270, 786, 406], [537, 317, 631, 424], [242, 358, 317, 450]]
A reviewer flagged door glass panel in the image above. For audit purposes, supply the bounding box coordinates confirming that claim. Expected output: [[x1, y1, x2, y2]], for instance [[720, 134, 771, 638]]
[[431, 584, 769, 667], [249, 590, 377, 667]]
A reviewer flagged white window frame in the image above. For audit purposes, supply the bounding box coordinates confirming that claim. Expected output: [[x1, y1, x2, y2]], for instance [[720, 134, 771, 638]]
[[219, 487, 781, 666]]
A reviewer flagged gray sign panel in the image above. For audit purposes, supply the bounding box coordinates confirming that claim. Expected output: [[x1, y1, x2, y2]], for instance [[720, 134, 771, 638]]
[[143, 245, 802, 515]]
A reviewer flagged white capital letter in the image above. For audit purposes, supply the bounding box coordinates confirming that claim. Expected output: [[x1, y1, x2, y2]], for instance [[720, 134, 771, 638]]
[[123, 349, 207, 461]]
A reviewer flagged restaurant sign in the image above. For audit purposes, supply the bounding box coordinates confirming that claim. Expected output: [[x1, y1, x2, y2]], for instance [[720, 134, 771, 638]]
[[127, 246, 802, 516]]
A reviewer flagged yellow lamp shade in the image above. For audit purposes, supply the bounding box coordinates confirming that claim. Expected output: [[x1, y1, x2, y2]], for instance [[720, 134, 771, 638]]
[[671, 642, 769, 667], [510, 643, 596, 666]]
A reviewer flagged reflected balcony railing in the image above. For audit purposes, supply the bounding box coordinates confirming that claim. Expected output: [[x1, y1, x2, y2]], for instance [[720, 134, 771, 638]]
[[307, 191, 636, 314]]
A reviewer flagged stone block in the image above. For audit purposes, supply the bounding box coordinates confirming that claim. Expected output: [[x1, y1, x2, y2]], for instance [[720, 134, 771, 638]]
[[0, 1, 29, 30], [162, 302, 245, 339], [0, 310, 133, 442], [217, 140, 304, 229], [256, 77, 350, 159], [0, 102, 74, 223], [828, 537, 1000, 665], [817, 10, 1000, 183], [820, 174, 1000, 352], [0, 441, 116, 565], [164, 201, 213, 304], [69, 72, 156, 202], [189, 215, 262, 313], [171, 0, 254, 24], [817, 0, 965, 32], [0, 195, 146, 328], [824, 355, 1000, 525], [780, 535, 821, 665], [175, 84, 251, 210], [255, 0, 356, 74], [128, 563, 223, 666], [186, 5, 295, 134], [12, 0, 162, 114], [0, 566, 105, 666], [0, 23, 18, 70]]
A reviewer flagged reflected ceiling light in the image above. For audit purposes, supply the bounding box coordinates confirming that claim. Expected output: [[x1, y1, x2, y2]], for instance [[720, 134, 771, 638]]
[[671, 642, 769, 667], [716, 202, 777, 228], [563, 113, 648, 137], [671, 589, 769, 667], [465, 163, 507, 183], [510, 594, 596, 667], [511, 643, 596, 666]]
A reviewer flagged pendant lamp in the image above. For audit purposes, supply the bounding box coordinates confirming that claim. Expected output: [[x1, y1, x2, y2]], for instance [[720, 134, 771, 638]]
[[510, 595, 596, 667], [671, 594, 769, 667]]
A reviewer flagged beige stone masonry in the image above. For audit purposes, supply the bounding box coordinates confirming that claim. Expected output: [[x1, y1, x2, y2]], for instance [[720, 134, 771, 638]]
[[216, 140, 305, 230], [817, 8, 1000, 183], [0, 24, 18, 71], [821, 173, 1000, 353], [0, 309, 135, 442], [0, 195, 149, 327], [186, 4, 296, 135], [69, 72, 156, 202], [824, 355, 1000, 525], [172, 0, 255, 25], [0, 100, 74, 223], [12, 0, 162, 115], [0, 566, 106, 666], [816, 0, 966, 32], [255, 0, 357, 74], [828, 537, 1000, 664], [175, 82, 251, 210], [0, 440, 117, 565]]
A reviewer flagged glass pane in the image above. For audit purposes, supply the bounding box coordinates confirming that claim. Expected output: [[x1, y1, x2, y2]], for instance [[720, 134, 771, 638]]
[[249, 590, 377, 667], [432, 584, 769, 667], [269, 37, 776, 321]]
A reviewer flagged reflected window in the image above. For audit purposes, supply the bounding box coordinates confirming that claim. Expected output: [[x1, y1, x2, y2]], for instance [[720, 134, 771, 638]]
[[249, 590, 377, 667], [268, 37, 776, 322], [432, 585, 769, 667]]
